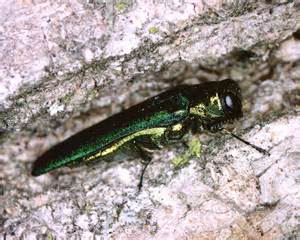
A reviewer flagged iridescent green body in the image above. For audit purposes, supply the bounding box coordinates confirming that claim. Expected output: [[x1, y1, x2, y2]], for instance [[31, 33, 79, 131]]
[[32, 79, 242, 176]]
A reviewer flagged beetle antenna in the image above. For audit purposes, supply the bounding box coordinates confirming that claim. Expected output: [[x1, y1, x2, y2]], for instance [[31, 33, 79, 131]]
[[223, 129, 270, 156]]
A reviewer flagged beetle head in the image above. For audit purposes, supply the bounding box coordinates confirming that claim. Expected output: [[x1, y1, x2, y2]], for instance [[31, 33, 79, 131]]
[[189, 79, 243, 131]]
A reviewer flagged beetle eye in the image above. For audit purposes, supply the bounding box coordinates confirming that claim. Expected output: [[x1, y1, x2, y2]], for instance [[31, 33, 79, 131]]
[[225, 95, 233, 109]]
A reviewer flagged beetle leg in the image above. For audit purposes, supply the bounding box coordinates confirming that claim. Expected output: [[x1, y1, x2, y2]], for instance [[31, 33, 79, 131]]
[[130, 142, 153, 191], [138, 157, 152, 191], [190, 118, 200, 134]]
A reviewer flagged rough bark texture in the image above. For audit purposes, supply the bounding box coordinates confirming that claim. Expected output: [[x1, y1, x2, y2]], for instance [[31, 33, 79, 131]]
[[0, 0, 300, 239]]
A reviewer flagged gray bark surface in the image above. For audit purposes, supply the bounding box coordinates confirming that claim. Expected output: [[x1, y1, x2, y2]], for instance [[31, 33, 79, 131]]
[[0, 0, 300, 239]]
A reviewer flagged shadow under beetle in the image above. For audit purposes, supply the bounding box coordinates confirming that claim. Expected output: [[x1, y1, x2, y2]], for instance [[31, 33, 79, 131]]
[[32, 79, 269, 189]]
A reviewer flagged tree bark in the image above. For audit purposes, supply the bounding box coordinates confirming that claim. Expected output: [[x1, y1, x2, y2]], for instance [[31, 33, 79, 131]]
[[1, 0, 300, 239]]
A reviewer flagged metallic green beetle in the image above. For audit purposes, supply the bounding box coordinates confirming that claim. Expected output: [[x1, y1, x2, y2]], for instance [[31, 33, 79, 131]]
[[32, 79, 243, 177]]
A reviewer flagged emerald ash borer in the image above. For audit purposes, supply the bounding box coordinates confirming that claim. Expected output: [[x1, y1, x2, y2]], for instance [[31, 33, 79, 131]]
[[32, 79, 269, 186]]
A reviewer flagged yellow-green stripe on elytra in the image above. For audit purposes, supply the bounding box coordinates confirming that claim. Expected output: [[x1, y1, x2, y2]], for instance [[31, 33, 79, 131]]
[[85, 127, 166, 162]]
